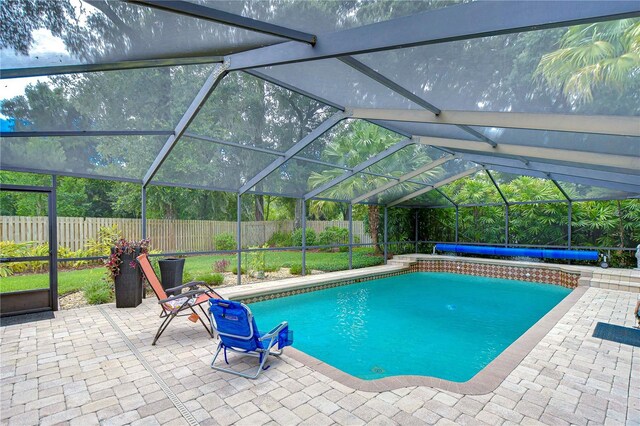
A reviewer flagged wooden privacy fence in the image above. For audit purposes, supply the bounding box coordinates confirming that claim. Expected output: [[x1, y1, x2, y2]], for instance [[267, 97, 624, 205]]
[[0, 216, 371, 252]]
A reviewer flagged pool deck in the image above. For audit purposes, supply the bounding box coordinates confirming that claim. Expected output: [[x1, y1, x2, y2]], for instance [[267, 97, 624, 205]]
[[2, 260, 640, 425]]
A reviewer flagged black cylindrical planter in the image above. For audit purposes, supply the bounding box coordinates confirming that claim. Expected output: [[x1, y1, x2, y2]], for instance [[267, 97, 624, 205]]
[[113, 248, 143, 308], [158, 258, 185, 296]]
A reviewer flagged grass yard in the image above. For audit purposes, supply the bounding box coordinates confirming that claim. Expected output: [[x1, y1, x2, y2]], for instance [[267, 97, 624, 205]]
[[0, 249, 384, 295]]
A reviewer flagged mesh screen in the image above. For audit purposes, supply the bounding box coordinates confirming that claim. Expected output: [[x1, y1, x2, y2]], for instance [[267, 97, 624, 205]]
[[256, 59, 422, 110], [1, 1, 283, 71], [1, 64, 215, 132], [189, 1, 462, 35], [154, 136, 279, 191], [376, 182, 426, 205], [439, 171, 504, 205], [254, 159, 348, 198], [491, 171, 566, 202], [458, 206, 506, 244], [509, 203, 569, 246], [559, 182, 638, 201], [353, 19, 639, 116], [419, 208, 456, 242], [363, 144, 446, 177], [297, 119, 404, 166], [411, 159, 475, 186], [398, 190, 453, 208], [316, 173, 397, 202], [470, 127, 640, 157], [187, 72, 337, 152], [1, 135, 166, 180]]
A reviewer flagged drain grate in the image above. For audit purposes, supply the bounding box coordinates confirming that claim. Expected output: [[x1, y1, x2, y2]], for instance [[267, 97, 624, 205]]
[[98, 307, 199, 426]]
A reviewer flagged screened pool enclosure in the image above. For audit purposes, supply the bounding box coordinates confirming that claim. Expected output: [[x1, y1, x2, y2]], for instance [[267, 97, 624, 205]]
[[1, 1, 639, 313]]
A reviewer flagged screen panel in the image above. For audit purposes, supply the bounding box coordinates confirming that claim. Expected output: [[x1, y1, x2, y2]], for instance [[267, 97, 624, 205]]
[[439, 170, 504, 205], [154, 136, 280, 190], [1, 0, 283, 71], [186, 72, 337, 153], [353, 19, 640, 116], [1, 135, 166, 180], [1, 64, 214, 132]]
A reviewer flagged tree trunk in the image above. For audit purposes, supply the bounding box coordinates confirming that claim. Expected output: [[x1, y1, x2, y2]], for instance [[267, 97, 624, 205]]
[[368, 205, 381, 254], [294, 199, 303, 229], [254, 194, 264, 221]]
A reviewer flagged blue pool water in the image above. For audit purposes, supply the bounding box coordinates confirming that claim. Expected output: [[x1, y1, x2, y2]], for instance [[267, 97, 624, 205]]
[[249, 272, 570, 382]]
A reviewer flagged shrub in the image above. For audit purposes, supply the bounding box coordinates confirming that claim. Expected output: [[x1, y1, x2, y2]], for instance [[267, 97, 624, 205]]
[[85, 224, 121, 256], [247, 247, 267, 274], [231, 265, 246, 275], [213, 259, 230, 272], [195, 273, 224, 286], [291, 228, 316, 247], [84, 281, 112, 305], [267, 231, 292, 248], [214, 233, 236, 251], [317, 227, 348, 250], [289, 264, 303, 275]]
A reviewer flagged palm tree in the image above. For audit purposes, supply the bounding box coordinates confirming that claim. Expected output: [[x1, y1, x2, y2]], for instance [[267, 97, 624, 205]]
[[306, 121, 437, 253], [535, 19, 640, 105]]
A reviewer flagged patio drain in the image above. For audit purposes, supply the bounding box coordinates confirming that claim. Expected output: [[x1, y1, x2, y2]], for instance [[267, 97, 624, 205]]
[[98, 307, 199, 426]]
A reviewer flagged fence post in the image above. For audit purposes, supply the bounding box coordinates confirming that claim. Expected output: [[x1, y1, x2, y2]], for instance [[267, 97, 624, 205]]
[[302, 200, 306, 276], [348, 204, 353, 270], [237, 193, 242, 286]]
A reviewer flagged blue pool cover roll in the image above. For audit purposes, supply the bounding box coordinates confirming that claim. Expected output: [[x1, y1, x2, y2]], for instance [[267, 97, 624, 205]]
[[435, 244, 598, 261]]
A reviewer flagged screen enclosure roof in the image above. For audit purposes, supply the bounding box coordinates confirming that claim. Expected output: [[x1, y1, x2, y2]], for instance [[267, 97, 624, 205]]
[[1, 0, 639, 208]]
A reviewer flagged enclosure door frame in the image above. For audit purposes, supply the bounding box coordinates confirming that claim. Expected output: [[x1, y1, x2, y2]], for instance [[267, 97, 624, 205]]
[[0, 179, 58, 316]]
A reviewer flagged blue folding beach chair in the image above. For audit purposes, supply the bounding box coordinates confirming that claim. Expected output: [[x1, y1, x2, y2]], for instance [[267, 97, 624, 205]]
[[208, 299, 293, 379]]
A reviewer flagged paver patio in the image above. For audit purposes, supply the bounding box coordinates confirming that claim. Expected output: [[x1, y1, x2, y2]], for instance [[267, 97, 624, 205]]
[[1, 284, 639, 425]]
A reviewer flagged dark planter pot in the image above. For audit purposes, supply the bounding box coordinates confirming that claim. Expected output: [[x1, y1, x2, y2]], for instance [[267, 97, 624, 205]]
[[158, 258, 185, 296], [113, 248, 143, 308]]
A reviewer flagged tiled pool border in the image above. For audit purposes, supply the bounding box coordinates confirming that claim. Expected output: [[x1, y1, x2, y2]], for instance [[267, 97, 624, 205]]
[[410, 259, 581, 288], [236, 259, 579, 305]]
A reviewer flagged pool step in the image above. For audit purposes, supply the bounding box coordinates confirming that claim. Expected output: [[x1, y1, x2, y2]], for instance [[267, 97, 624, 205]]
[[387, 255, 417, 268]]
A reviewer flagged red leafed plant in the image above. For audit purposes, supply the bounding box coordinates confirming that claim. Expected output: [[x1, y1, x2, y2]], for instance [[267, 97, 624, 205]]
[[105, 238, 150, 283]]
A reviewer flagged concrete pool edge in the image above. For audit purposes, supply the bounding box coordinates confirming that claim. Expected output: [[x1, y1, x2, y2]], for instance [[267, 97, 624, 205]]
[[282, 286, 587, 395]]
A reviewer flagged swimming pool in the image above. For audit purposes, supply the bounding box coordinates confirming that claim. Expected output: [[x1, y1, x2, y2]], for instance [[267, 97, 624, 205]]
[[249, 272, 571, 382]]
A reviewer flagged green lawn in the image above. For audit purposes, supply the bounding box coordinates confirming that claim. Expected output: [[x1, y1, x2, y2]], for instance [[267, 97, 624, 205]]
[[0, 249, 383, 295]]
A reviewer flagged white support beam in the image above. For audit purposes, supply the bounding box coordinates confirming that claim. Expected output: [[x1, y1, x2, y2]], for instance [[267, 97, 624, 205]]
[[388, 167, 482, 207], [349, 108, 640, 137], [460, 153, 639, 187], [143, 62, 229, 186], [352, 155, 456, 204], [238, 111, 347, 194], [226, 1, 640, 70], [415, 136, 639, 171], [485, 164, 640, 195]]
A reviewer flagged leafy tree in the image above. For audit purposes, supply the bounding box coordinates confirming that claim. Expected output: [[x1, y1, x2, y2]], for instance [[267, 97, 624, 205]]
[[307, 121, 434, 253], [536, 19, 640, 106]]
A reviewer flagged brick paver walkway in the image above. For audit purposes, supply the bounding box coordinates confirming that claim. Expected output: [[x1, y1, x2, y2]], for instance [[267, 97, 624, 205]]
[[2, 287, 639, 425]]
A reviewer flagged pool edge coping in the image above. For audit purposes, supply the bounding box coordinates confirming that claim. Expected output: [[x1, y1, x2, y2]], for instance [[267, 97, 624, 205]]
[[283, 285, 587, 395]]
